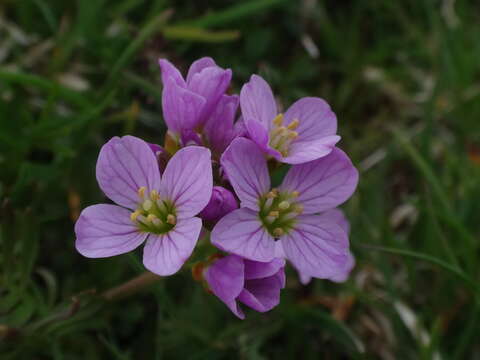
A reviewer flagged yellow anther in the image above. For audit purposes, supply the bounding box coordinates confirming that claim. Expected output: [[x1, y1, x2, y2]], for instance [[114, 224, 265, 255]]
[[278, 201, 290, 210], [166, 214, 176, 225], [288, 131, 298, 139], [146, 214, 157, 222], [138, 186, 147, 198], [293, 204, 304, 214], [272, 188, 279, 195], [273, 228, 284, 237], [266, 191, 278, 199], [291, 191, 300, 198], [269, 211, 279, 218], [273, 113, 284, 126], [143, 199, 153, 211], [287, 119, 299, 130], [150, 190, 160, 200], [130, 210, 141, 222]]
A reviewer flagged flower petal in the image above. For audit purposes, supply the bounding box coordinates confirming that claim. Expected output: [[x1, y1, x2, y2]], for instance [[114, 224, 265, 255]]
[[221, 137, 270, 210], [204, 255, 245, 319], [159, 58, 185, 87], [142, 217, 202, 276], [211, 208, 275, 262], [283, 135, 341, 164], [238, 272, 284, 312], [186, 57, 216, 84], [162, 77, 206, 135], [188, 67, 232, 126], [280, 148, 359, 214], [329, 251, 355, 283], [244, 117, 282, 159], [96, 136, 161, 209], [284, 97, 337, 142], [323, 208, 351, 234], [160, 146, 212, 218], [75, 204, 147, 258], [203, 94, 239, 155], [280, 214, 349, 279], [243, 258, 285, 280], [240, 74, 277, 130]]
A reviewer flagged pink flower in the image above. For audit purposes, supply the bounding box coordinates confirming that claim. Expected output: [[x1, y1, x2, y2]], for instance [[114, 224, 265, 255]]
[[240, 75, 340, 164], [204, 255, 285, 319], [159, 57, 232, 138], [211, 138, 358, 280], [74, 136, 212, 276]]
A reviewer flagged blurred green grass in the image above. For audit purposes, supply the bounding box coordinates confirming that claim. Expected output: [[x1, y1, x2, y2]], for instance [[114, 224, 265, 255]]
[[1, 0, 479, 358]]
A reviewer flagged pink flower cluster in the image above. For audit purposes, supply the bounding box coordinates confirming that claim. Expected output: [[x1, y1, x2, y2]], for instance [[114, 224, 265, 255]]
[[74, 58, 359, 319]]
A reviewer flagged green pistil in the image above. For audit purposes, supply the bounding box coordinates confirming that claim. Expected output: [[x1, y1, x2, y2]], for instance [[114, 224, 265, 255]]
[[258, 189, 302, 238], [130, 187, 176, 234]]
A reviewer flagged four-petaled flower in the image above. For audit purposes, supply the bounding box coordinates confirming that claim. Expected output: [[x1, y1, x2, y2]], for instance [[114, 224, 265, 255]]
[[211, 137, 358, 280], [75, 136, 212, 276], [240, 74, 340, 164], [204, 254, 285, 319]]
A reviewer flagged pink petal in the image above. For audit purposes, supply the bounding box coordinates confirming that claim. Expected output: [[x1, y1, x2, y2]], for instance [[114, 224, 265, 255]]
[[240, 74, 277, 131], [280, 148, 359, 214], [204, 255, 245, 319], [323, 208, 351, 234], [284, 97, 337, 142], [220, 137, 270, 211], [158, 58, 185, 87], [203, 94, 239, 155], [329, 251, 355, 283], [162, 77, 206, 135], [211, 208, 275, 262], [283, 135, 341, 164], [238, 273, 283, 312], [280, 214, 349, 279], [243, 258, 285, 280], [160, 146, 212, 218], [186, 57, 216, 84], [188, 67, 232, 126], [96, 136, 161, 209], [244, 117, 282, 159], [142, 217, 202, 276], [75, 204, 147, 258]]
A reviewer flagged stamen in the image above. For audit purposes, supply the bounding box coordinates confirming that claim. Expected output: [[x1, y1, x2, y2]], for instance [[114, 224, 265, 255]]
[[288, 131, 298, 139], [273, 228, 284, 237], [166, 214, 176, 225], [287, 119, 299, 130], [150, 190, 159, 200], [293, 204, 304, 214], [136, 215, 149, 225], [272, 113, 284, 126], [143, 199, 153, 211], [156, 200, 167, 213], [266, 216, 276, 223], [138, 186, 147, 198], [268, 211, 279, 218], [264, 197, 274, 210], [291, 191, 300, 198], [130, 210, 141, 222], [278, 201, 290, 210], [266, 191, 278, 199], [146, 214, 156, 223]]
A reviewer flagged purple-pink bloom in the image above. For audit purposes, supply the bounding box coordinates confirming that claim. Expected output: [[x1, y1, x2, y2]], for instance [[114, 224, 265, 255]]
[[204, 254, 285, 319], [74, 135, 213, 276], [285, 209, 355, 284], [211, 138, 358, 280], [159, 57, 232, 138], [198, 186, 238, 223], [240, 74, 340, 164]]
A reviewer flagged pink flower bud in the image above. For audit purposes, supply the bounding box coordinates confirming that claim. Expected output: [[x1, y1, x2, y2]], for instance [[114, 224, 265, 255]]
[[199, 186, 238, 223]]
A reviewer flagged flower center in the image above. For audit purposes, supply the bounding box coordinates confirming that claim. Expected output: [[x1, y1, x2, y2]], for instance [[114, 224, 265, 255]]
[[130, 187, 176, 234], [268, 114, 300, 157], [258, 188, 303, 238]]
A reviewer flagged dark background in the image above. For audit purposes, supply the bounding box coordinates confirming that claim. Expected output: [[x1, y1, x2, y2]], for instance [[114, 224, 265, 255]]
[[1, 0, 479, 358]]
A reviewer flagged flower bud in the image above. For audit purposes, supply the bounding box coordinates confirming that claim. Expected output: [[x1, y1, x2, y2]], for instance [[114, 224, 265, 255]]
[[199, 186, 238, 223]]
